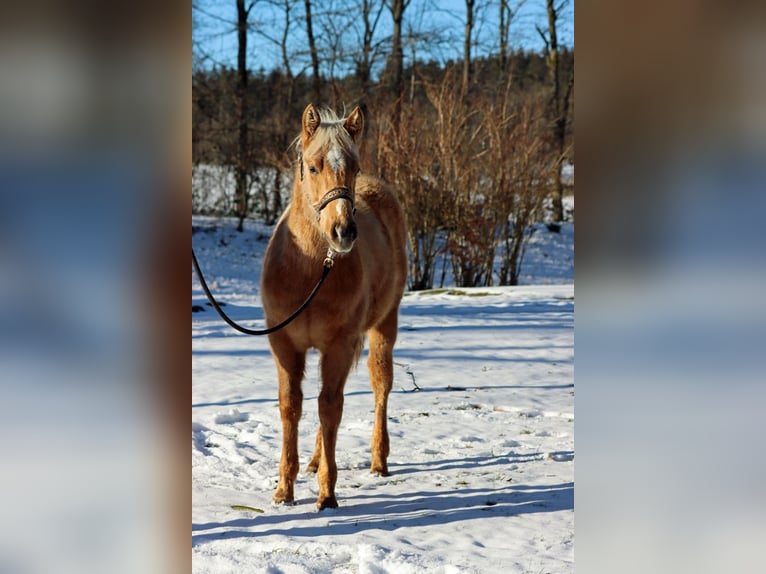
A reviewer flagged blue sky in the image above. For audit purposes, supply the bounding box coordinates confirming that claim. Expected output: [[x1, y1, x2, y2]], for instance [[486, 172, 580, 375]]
[[193, 0, 573, 73]]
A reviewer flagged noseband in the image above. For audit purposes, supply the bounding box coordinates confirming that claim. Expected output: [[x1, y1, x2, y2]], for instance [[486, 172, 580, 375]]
[[313, 186, 355, 220]]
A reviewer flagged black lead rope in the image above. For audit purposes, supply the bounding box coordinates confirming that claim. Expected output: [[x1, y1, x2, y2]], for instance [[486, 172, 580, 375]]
[[192, 248, 334, 336]]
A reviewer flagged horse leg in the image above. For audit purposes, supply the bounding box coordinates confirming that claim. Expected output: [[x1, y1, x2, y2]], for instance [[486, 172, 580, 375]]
[[367, 308, 398, 476], [306, 428, 322, 473], [315, 340, 358, 509], [271, 335, 306, 504]]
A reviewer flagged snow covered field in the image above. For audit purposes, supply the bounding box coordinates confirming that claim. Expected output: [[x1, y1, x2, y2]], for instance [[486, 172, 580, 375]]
[[192, 216, 574, 573]]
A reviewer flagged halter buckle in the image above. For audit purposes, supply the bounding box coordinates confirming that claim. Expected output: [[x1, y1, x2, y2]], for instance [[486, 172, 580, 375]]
[[323, 248, 336, 268]]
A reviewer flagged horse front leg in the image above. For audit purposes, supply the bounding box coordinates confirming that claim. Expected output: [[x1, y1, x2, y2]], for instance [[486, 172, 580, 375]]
[[367, 309, 398, 476], [315, 340, 357, 509], [270, 335, 306, 505]]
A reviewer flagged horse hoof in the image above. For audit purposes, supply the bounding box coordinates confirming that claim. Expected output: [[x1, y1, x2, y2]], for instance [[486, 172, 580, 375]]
[[316, 496, 338, 510], [370, 466, 389, 477], [273, 490, 295, 505]]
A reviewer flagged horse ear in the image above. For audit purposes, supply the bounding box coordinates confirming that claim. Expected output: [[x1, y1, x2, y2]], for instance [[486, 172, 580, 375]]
[[344, 106, 364, 142], [302, 104, 320, 141]]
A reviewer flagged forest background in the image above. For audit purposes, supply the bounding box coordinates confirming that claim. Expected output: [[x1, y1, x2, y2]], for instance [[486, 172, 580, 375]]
[[192, 0, 574, 288]]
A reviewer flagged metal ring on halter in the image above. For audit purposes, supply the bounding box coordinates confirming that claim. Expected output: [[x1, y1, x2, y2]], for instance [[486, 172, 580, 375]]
[[323, 248, 336, 268]]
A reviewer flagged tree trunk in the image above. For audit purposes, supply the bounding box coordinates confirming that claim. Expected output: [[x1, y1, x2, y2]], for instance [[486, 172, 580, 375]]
[[304, 0, 322, 103], [235, 0, 251, 232], [358, 0, 384, 118], [463, 0, 474, 93], [545, 0, 565, 223], [388, 0, 408, 130], [499, 0, 509, 74]]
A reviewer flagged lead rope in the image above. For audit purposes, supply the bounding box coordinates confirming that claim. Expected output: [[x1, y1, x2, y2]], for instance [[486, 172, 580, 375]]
[[192, 248, 335, 336]]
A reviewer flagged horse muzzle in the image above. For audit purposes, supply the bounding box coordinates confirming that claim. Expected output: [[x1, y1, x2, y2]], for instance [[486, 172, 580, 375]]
[[331, 220, 358, 253], [315, 186, 357, 253]]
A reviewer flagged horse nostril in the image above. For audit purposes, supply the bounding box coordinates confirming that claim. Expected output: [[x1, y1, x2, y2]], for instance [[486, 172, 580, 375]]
[[334, 223, 357, 242]]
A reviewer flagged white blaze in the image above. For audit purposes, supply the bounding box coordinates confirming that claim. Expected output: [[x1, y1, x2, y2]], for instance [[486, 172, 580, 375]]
[[327, 144, 344, 175]]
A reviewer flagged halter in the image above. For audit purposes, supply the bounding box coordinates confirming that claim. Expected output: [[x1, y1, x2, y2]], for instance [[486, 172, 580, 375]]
[[313, 186, 356, 220], [299, 152, 356, 220]]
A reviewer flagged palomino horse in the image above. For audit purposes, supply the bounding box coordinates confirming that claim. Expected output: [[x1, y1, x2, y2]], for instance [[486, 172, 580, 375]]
[[261, 104, 407, 509]]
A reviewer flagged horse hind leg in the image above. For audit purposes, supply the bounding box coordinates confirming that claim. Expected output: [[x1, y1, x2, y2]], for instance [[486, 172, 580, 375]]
[[306, 428, 322, 474], [307, 338, 362, 475], [367, 308, 398, 476]]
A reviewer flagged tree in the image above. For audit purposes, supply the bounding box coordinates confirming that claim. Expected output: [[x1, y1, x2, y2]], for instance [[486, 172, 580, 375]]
[[462, 0, 475, 93], [385, 0, 411, 128], [235, 0, 256, 232], [255, 0, 301, 223], [304, 0, 322, 103], [498, 0, 525, 75], [355, 0, 386, 114], [537, 0, 572, 223]]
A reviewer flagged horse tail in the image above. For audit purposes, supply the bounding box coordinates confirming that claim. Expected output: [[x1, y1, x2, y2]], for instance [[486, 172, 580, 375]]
[[352, 335, 365, 369]]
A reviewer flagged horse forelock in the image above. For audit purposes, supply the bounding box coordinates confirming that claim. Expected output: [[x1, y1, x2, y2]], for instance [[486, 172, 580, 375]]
[[298, 108, 359, 168]]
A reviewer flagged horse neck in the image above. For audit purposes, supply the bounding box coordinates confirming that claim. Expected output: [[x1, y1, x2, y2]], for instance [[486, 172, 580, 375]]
[[286, 174, 325, 258]]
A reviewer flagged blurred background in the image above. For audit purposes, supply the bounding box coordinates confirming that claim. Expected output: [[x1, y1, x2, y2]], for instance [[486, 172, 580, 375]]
[[1, 0, 765, 572], [576, 1, 766, 572], [0, 1, 188, 573]]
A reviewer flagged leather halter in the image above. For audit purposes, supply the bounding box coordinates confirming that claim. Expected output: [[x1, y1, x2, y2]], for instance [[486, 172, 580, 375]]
[[299, 152, 356, 219], [313, 186, 355, 219]]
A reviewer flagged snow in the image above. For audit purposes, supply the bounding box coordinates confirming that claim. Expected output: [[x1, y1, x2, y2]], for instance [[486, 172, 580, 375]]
[[192, 214, 574, 573]]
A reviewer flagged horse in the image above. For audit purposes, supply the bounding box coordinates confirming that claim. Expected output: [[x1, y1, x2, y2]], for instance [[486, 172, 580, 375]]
[[260, 104, 408, 510]]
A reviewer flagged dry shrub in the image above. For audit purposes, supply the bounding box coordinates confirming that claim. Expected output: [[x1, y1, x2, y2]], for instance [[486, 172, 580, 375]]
[[483, 87, 551, 285], [376, 101, 449, 290], [378, 69, 554, 289]]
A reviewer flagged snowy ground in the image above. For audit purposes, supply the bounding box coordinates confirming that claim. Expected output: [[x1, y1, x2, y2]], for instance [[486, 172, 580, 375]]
[[192, 215, 574, 573]]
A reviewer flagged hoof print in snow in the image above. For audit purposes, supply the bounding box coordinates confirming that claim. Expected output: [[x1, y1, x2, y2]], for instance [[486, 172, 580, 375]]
[[192, 305, 206, 313]]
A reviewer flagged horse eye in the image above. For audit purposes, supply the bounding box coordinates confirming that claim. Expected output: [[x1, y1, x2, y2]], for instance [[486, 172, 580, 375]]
[[309, 165, 319, 175]]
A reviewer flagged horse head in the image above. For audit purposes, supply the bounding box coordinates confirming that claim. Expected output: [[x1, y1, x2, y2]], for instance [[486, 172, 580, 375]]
[[299, 103, 364, 254]]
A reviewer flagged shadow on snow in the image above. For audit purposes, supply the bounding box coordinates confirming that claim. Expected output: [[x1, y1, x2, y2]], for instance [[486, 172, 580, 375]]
[[192, 479, 573, 547]]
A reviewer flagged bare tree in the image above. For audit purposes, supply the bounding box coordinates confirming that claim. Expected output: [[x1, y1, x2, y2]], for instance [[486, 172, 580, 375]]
[[313, 1, 357, 108], [537, 0, 572, 223], [252, 0, 304, 223], [386, 0, 411, 128], [499, 0, 525, 74], [304, 0, 322, 103], [356, 0, 386, 114], [462, 0, 475, 93], [235, 0, 256, 232]]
